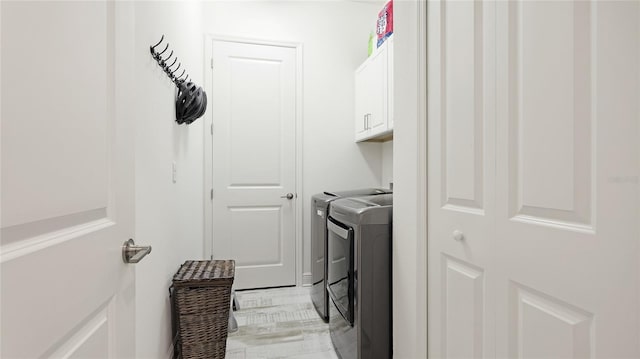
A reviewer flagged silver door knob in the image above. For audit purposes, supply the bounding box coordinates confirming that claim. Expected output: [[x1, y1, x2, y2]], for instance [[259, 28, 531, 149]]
[[280, 193, 294, 200], [122, 239, 152, 264]]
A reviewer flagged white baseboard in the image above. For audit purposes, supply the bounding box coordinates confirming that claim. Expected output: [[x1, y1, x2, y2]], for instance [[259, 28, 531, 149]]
[[302, 272, 313, 287]]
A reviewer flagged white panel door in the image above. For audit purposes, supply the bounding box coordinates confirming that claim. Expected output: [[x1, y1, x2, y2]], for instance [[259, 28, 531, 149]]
[[428, 1, 496, 357], [1, 2, 136, 358], [210, 40, 297, 289], [494, 1, 639, 357], [429, 1, 640, 358]]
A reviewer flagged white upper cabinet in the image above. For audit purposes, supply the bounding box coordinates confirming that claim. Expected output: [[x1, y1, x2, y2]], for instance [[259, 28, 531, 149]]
[[354, 59, 370, 139], [354, 36, 394, 142]]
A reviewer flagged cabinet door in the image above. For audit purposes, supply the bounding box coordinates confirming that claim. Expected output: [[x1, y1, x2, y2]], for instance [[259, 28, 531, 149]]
[[386, 36, 394, 130], [354, 64, 369, 141], [367, 42, 388, 134]]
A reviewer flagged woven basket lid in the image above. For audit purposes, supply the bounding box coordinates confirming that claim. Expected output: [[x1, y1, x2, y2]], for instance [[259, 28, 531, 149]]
[[173, 260, 235, 287]]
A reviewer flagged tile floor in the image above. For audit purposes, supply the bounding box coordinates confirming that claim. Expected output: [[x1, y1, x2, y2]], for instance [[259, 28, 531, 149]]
[[226, 286, 339, 359]]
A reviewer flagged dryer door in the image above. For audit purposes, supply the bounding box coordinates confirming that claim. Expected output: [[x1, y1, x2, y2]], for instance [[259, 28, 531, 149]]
[[327, 217, 355, 325]]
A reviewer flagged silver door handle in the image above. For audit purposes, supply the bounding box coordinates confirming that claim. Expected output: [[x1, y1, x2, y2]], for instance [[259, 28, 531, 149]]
[[122, 239, 152, 264], [280, 193, 294, 200]]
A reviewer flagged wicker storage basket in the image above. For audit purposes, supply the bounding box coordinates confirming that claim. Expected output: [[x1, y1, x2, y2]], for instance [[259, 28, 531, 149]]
[[173, 260, 235, 359]]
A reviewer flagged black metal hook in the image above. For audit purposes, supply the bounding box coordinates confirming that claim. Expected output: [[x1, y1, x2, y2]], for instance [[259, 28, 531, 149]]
[[160, 53, 175, 71], [165, 57, 177, 70], [167, 58, 179, 70], [149, 34, 206, 125], [150, 35, 200, 101], [150, 35, 164, 54], [162, 50, 174, 62], [171, 63, 182, 75], [157, 43, 169, 56], [175, 71, 187, 83], [151, 35, 164, 49], [174, 69, 185, 82]]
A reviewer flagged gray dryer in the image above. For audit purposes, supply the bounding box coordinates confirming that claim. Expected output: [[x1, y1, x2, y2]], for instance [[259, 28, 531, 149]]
[[327, 194, 393, 359], [310, 188, 390, 321]]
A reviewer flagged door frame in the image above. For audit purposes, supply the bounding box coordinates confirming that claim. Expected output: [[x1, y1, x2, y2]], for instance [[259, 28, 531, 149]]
[[417, 0, 428, 356], [202, 34, 304, 286]]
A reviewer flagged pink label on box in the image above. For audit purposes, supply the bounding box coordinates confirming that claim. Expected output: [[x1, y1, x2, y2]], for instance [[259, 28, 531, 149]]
[[376, 0, 393, 47]]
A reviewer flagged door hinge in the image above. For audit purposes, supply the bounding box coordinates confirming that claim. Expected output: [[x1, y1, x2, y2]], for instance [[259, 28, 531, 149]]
[[210, 58, 214, 69], [210, 123, 213, 135], [210, 188, 214, 200]]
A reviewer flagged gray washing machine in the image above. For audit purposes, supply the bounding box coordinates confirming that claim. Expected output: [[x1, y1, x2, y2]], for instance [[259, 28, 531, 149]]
[[327, 194, 392, 359], [311, 189, 390, 322]]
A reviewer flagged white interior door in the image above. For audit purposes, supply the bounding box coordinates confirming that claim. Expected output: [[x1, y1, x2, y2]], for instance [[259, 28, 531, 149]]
[[1, 2, 136, 358], [428, 1, 497, 356], [428, 1, 640, 358], [210, 40, 298, 290]]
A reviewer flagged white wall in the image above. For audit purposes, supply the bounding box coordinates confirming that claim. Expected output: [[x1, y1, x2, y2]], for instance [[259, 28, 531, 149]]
[[382, 140, 394, 188], [392, 0, 427, 358], [200, 1, 384, 282], [134, 2, 205, 358]]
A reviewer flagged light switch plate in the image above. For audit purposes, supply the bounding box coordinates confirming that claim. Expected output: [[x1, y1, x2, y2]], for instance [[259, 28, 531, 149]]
[[172, 161, 177, 183]]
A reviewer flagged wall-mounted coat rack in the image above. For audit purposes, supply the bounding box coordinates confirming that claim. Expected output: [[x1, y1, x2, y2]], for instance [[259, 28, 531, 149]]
[[150, 35, 207, 125]]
